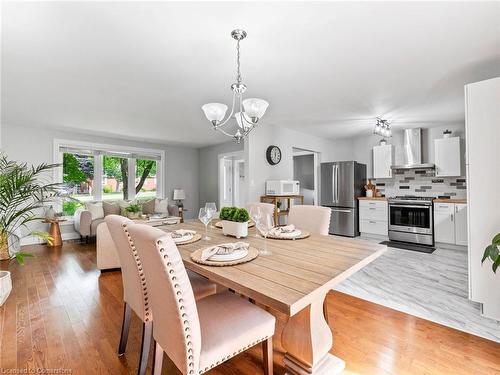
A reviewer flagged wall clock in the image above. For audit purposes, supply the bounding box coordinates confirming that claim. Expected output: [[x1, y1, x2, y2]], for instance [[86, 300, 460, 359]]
[[266, 145, 282, 165]]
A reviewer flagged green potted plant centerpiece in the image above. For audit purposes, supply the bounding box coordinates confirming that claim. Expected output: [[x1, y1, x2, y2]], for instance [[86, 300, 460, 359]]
[[124, 204, 142, 220], [219, 207, 250, 239]]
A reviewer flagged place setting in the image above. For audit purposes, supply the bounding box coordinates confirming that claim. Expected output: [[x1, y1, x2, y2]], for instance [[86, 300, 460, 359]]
[[168, 229, 202, 245], [190, 241, 259, 267], [266, 224, 310, 240]]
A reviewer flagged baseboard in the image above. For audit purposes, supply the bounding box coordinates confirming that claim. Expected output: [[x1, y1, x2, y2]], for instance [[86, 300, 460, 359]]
[[360, 233, 389, 242], [434, 242, 468, 251], [20, 231, 81, 246]]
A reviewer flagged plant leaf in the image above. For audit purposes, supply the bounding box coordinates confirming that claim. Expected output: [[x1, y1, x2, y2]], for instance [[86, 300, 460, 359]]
[[492, 257, 500, 273], [15, 251, 34, 265], [482, 245, 492, 263], [492, 233, 500, 245], [489, 244, 499, 262]]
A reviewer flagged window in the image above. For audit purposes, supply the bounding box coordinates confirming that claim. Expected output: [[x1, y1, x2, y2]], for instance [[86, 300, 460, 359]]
[[135, 159, 157, 201], [55, 140, 164, 214], [62, 152, 94, 215], [102, 155, 127, 201]]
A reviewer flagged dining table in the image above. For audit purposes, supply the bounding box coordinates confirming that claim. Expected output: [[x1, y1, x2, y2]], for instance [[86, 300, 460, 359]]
[[160, 220, 387, 375]]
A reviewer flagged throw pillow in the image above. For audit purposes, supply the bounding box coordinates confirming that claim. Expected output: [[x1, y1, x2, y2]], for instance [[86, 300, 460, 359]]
[[86, 202, 104, 221], [103, 201, 121, 216], [155, 198, 169, 214], [141, 199, 156, 215]]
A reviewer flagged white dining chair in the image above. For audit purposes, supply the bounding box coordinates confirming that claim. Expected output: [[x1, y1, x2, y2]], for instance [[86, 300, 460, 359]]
[[105, 215, 217, 375], [287, 205, 331, 235], [127, 223, 276, 375]]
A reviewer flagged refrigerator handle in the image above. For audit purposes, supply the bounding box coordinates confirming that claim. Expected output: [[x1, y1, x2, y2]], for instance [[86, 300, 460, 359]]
[[332, 164, 336, 202], [335, 164, 339, 202]]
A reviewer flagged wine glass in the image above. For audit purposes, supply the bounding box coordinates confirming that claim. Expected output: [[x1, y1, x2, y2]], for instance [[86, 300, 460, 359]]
[[205, 202, 217, 228], [198, 207, 211, 240], [256, 213, 273, 256], [249, 206, 262, 238]]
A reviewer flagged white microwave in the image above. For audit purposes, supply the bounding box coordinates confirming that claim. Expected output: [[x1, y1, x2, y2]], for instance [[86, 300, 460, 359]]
[[265, 180, 300, 195]]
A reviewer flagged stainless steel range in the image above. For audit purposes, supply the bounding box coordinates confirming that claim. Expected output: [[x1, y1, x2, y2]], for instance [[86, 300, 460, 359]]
[[388, 196, 434, 246]]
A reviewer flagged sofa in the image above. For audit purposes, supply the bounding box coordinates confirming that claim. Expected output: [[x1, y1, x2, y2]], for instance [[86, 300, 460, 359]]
[[74, 198, 180, 241]]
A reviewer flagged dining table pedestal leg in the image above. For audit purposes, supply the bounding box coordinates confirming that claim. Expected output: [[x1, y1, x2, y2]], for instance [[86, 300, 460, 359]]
[[281, 295, 345, 375]]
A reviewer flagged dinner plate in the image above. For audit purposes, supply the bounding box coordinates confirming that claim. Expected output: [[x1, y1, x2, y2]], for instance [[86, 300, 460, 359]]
[[209, 249, 248, 262]]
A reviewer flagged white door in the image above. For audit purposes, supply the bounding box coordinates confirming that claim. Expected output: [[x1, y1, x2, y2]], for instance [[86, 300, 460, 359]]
[[454, 203, 468, 246], [373, 144, 393, 179], [220, 158, 233, 207], [435, 137, 461, 177], [434, 203, 455, 244]]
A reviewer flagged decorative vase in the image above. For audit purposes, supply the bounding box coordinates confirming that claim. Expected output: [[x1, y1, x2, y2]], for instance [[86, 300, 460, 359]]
[[0, 271, 12, 306], [45, 206, 56, 220], [222, 220, 248, 239]]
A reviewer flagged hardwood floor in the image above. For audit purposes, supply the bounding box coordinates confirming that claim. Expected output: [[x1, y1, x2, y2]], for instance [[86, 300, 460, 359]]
[[1, 241, 499, 375]]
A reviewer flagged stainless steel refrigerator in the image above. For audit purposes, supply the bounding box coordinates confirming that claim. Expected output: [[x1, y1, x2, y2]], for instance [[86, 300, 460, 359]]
[[320, 161, 366, 237]]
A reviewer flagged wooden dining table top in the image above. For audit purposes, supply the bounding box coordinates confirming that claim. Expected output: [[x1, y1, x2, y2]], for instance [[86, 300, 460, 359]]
[[159, 220, 387, 316]]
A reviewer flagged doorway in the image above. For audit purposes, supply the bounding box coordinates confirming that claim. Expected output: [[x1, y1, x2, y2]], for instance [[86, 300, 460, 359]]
[[292, 148, 319, 205], [218, 151, 245, 208]]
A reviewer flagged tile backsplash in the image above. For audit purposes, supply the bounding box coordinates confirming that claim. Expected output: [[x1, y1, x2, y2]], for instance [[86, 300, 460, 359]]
[[372, 169, 467, 198]]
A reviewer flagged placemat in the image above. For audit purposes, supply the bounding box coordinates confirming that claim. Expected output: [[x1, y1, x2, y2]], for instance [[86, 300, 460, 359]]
[[215, 221, 255, 229], [267, 230, 310, 240], [175, 233, 202, 245], [190, 246, 259, 266]]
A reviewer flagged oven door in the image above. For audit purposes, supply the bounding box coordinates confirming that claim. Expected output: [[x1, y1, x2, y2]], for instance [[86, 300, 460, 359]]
[[389, 203, 433, 235]]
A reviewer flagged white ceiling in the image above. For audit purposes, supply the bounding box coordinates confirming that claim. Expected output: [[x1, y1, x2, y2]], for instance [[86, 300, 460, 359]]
[[2, 1, 499, 147]]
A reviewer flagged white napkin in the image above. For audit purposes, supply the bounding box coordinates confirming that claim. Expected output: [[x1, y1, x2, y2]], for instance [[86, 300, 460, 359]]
[[201, 242, 249, 261], [171, 229, 196, 239], [270, 225, 295, 236]]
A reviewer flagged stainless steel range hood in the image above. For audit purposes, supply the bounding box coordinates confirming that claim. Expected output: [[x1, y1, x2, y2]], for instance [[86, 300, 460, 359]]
[[391, 128, 435, 169]]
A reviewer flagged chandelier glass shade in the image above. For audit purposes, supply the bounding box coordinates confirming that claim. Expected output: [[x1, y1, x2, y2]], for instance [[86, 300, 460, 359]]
[[201, 29, 269, 143], [374, 118, 392, 138]]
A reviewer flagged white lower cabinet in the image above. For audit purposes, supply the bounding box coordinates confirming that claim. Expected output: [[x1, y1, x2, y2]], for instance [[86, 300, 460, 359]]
[[359, 200, 388, 236], [433, 202, 467, 245], [454, 203, 468, 246]]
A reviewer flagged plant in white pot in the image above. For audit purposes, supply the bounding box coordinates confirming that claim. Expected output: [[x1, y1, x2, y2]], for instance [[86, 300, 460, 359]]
[[219, 207, 250, 239]]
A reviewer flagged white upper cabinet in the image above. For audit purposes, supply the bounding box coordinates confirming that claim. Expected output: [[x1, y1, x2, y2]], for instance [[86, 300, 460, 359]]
[[373, 144, 394, 179], [435, 137, 461, 177]]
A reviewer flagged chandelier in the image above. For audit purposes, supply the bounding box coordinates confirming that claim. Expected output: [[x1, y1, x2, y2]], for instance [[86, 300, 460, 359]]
[[201, 29, 269, 143], [374, 117, 392, 138]]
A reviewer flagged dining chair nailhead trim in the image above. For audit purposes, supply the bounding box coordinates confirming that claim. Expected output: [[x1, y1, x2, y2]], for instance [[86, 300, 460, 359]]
[[155, 238, 197, 374], [122, 223, 151, 322]]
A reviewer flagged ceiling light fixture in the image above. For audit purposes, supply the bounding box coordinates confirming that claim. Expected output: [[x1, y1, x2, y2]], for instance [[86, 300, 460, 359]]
[[201, 29, 269, 143], [374, 117, 392, 138]]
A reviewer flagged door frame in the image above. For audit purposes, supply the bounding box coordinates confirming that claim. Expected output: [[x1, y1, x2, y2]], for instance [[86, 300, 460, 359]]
[[218, 151, 245, 209], [292, 148, 319, 205]]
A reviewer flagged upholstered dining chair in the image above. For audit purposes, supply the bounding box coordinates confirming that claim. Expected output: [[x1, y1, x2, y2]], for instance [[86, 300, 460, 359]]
[[127, 223, 276, 375], [287, 205, 331, 235], [246, 202, 275, 223], [105, 215, 217, 375]]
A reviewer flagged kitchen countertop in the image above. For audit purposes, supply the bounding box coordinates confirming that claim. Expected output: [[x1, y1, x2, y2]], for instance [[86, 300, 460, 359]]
[[358, 197, 388, 201], [433, 198, 467, 204]]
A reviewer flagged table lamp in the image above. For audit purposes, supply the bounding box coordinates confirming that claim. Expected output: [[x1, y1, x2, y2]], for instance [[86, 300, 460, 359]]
[[173, 189, 186, 208]]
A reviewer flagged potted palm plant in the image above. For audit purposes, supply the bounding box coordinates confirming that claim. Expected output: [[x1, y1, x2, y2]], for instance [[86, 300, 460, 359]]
[[219, 207, 250, 239], [0, 153, 61, 264]]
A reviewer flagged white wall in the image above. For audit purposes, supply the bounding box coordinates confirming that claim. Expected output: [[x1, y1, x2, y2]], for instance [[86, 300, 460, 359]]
[[198, 141, 244, 207], [350, 124, 466, 179], [245, 125, 353, 202], [1, 123, 200, 219]]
